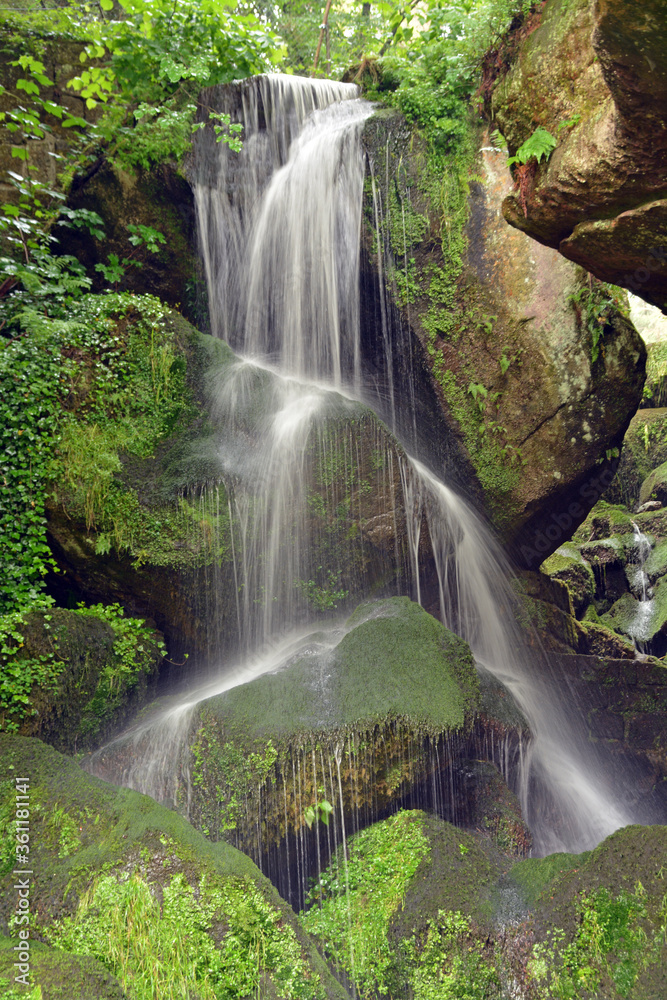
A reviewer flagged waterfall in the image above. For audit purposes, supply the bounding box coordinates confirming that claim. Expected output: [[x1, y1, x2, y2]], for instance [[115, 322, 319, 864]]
[[88, 73, 647, 860], [627, 520, 655, 654]]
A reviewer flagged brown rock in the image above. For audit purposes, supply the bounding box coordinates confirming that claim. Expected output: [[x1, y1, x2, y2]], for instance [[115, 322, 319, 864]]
[[491, 0, 667, 311]]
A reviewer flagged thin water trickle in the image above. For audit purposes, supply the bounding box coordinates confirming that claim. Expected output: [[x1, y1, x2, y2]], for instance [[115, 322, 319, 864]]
[[627, 520, 655, 654], [88, 73, 651, 869]]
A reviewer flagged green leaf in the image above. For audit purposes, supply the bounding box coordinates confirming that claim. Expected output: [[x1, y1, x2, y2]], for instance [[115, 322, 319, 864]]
[[511, 127, 557, 166]]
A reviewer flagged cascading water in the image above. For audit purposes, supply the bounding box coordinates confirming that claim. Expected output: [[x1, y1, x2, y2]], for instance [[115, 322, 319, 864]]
[[88, 74, 651, 868], [627, 520, 655, 654]]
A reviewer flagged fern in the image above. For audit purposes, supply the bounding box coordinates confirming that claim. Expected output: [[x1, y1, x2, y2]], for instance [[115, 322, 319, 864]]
[[507, 126, 557, 167]]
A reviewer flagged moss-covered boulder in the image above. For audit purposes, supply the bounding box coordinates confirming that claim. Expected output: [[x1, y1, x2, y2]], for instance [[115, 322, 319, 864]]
[[179, 599, 480, 895], [640, 460, 667, 507], [42, 295, 417, 663], [508, 826, 667, 1000], [0, 937, 126, 1000], [603, 407, 667, 509], [301, 810, 503, 999], [0, 605, 163, 753], [300, 811, 667, 1000], [360, 108, 644, 568], [0, 734, 347, 1000], [489, 0, 667, 313], [541, 544, 596, 615]]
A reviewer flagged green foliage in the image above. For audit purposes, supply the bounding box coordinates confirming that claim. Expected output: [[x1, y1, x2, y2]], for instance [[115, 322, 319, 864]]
[[304, 798, 333, 829], [0, 319, 62, 609], [0, 600, 163, 733], [191, 715, 278, 834], [374, 1, 533, 153], [0, 291, 197, 612], [302, 810, 431, 997], [302, 810, 501, 998], [45, 869, 326, 1000], [297, 568, 349, 612], [570, 279, 628, 364], [507, 126, 557, 167], [192, 111, 244, 153], [527, 884, 667, 999], [404, 909, 501, 999], [0, 0, 279, 181]]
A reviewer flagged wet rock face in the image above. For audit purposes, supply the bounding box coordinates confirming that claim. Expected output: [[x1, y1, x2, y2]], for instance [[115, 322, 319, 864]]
[[469, 143, 645, 567], [361, 108, 645, 566], [0, 735, 344, 1000], [172, 599, 529, 907], [491, 0, 667, 312]]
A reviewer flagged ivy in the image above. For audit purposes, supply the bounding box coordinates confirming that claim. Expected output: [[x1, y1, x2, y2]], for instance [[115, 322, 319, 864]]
[[0, 291, 194, 615], [0, 600, 164, 733]]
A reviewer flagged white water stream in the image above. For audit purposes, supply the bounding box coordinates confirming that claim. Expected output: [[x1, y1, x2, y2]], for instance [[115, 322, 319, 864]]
[[89, 74, 643, 858]]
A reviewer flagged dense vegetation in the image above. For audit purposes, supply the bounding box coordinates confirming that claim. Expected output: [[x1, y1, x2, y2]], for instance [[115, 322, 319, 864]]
[[4, 4, 665, 999], [0, 0, 537, 609]]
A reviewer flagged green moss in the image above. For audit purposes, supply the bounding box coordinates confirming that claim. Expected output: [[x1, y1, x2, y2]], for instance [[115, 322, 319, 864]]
[[509, 851, 590, 909], [302, 810, 430, 996], [524, 826, 667, 1000], [572, 500, 634, 543], [302, 811, 501, 999], [48, 294, 235, 571], [185, 599, 479, 851], [206, 598, 478, 744], [0, 936, 125, 1000], [0, 605, 163, 750], [46, 870, 325, 1000], [0, 735, 343, 1000], [645, 538, 667, 580], [639, 459, 667, 506], [541, 545, 596, 612]]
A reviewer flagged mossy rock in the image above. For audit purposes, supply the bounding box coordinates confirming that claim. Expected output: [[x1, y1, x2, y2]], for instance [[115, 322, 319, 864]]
[[46, 298, 417, 663], [640, 459, 667, 506], [0, 937, 127, 1000], [0, 735, 346, 1000], [301, 810, 503, 998], [3, 608, 162, 754], [541, 543, 596, 614], [512, 826, 667, 1000], [572, 498, 635, 538], [645, 537, 667, 581], [205, 598, 479, 744], [181, 599, 480, 872], [453, 759, 532, 857], [603, 407, 667, 508]]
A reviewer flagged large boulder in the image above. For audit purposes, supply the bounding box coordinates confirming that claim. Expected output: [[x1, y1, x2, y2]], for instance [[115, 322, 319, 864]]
[[90, 598, 531, 908], [0, 734, 346, 1000], [508, 826, 667, 999], [301, 809, 667, 1000], [301, 810, 504, 999], [168, 598, 482, 902], [360, 109, 645, 567], [43, 297, 417, 664], [0, 606, 163, 753], [490, 0, 667, 312]]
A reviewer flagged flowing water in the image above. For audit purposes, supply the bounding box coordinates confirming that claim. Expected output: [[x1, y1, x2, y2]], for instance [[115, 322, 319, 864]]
[[88, 74, 650, 866], [627, 520, 655, 654]]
